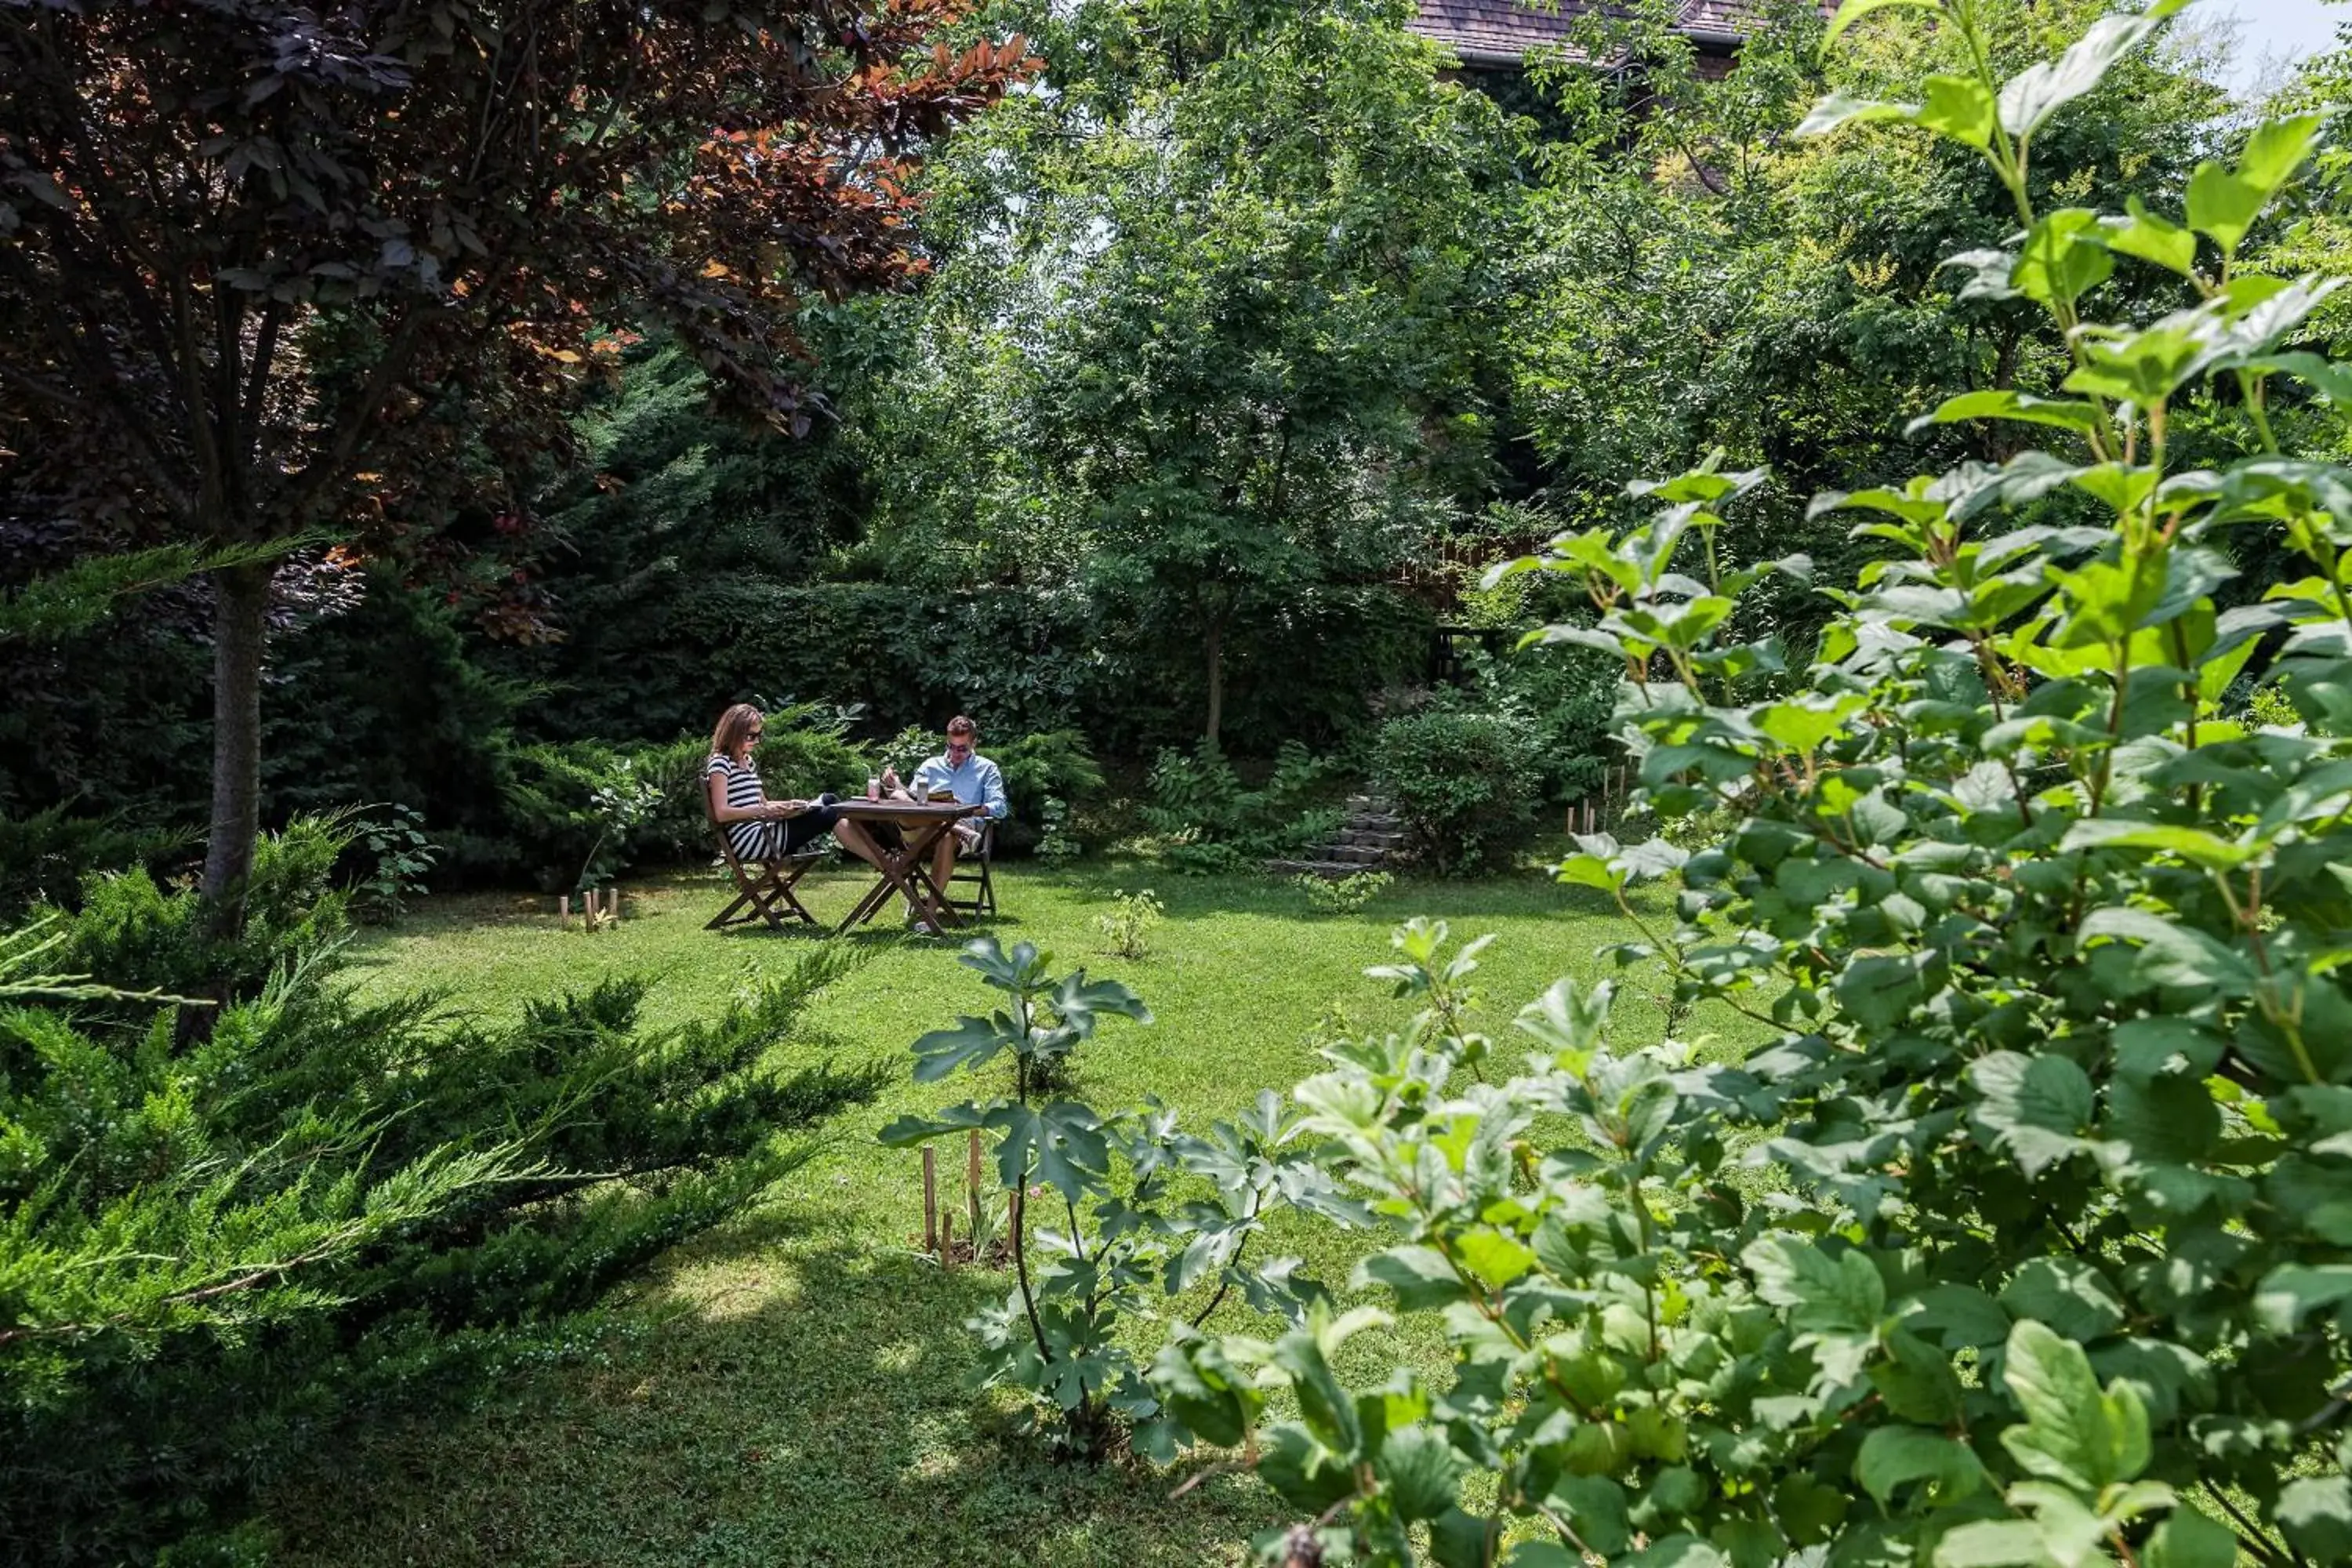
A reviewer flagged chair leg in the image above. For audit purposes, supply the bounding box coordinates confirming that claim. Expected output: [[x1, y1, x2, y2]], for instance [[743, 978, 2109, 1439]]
[[708, 888, 756, 931], [772, 862, 819, 925]]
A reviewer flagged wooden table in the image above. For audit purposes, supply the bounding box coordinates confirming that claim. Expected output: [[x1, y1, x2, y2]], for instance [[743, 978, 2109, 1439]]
[[829, 799, 985, 936]]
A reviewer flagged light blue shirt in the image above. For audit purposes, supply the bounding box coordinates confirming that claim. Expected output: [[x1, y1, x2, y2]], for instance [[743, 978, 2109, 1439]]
[[910, 752, 1008, 820]]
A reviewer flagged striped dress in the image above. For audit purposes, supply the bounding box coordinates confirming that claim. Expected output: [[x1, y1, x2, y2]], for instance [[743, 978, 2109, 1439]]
[[708, 753, 784, 860]]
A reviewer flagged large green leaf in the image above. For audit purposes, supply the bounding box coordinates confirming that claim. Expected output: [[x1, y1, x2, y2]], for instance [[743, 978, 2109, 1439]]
[[2059, 819, 2252, 869], [2142, 1509, 2241, 1568], [1375, 1424, 1467, 1523], [2001, 1258, 2127, 1341], [2278, 1475, 2352, 1562], [2012, 209, 2112, 313], [2252, 1262, 2352, 1333], [1744, 1236, 1884, 1336], [1271, 1322, 1362, 1457], [1795, 92, 1916, 140], [992, 1100, 1111, 1202], [1049, 970, 1152, 1039], [2190, 115, 2325, 260], [2077, 907, 2256, 996], [1149, 1334, 1261, 1447], [1995, 4, 2187, 139], [1854, 1425, 1986, 1508], [1969, 1051, 2094, 1177], [1356, 1245, 1472, 1310], [1915, 74, 1997, 151], [1933, 1520, 2052, 1567], [1909, 389, 2104, 437], [909, 1011, 1017, 1081], [2103, 197, 2196, 276], [1999, 1319, 2151, 1491]]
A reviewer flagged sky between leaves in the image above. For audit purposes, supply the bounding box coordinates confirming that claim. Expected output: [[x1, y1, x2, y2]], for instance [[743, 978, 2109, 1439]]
[[2218, 0, 2343, 89]]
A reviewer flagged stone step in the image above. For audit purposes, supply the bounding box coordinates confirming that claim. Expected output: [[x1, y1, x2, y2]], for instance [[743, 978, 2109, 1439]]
[[1345, 794, 1396, 815], [1317, 843, 1386, 866], [1268, 858, 1368, 880], [1338, 828, 1406, 850], [1345, 813, 1402, 834]]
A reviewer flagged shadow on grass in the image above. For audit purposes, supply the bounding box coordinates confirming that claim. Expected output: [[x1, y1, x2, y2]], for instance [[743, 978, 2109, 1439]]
[[266, 1220, 1279, 1568]]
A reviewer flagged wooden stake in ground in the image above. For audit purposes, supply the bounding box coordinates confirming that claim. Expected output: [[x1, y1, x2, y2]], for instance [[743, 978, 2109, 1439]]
[[939, 1211, 954, 1272], [967, 1129, 983, 1244], [559, 893, 570, 920], [605, 887, 620, 922], [921, 1146, 939, 1255]]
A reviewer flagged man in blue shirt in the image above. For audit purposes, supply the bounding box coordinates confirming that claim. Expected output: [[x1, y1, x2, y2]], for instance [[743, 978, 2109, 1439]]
[[888, 714, 1007, 912]]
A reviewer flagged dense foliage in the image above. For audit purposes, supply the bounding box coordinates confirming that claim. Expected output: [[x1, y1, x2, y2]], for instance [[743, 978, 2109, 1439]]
[[1142, 2, 2352, 1563], [860, 0, 1509, 745], [1, 822, 885, 1563], [8, 0, 2266, 898], [0, 0, 1033, 928], [1376, 707, 1544, 875]]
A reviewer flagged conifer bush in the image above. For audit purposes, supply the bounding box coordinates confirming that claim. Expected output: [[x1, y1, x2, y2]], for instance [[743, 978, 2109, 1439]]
[[1152, 2, 2352, 1562], [0, 824, 885, 1563]]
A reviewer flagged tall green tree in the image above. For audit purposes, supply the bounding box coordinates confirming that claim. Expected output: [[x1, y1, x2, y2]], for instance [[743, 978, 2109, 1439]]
[[1512, 0, 2230, 610], [0, 0, 1030, 934], [866, 0, 1521, 742]]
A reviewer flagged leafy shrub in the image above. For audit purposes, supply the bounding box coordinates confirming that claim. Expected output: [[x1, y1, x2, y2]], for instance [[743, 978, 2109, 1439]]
[[737, 699, 873, 801], [1142, 740, 1345, 874], [350, 804, 440, 924], [1374, 705, 1542, 873], [0, 803, 190, 920], [1456, 641, 1617, 805], [880, 939, 1346, 1457], [1095, 887, 1164, 960], [1, 844, 886, 1563], [1160, 9, 2352, 1563], [1294, 869, 1393, 916], [990, 729, 1105, 850], [53, 813, 350, 1004], [499, 739, 677, 891], [496, 705, 864, 889], [1033, 797, 1083, 865]]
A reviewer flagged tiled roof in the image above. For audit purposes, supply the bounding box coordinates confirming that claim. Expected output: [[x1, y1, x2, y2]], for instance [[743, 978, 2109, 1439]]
[[1408, 0, 1802, 68]]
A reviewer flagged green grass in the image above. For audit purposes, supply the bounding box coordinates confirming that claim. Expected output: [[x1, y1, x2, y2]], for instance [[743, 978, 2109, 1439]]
[[267, 856, 1764, 1567]]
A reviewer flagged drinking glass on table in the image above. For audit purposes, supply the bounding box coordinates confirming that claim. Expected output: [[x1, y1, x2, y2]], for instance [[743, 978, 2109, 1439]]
[[866, 774, 880, 800]]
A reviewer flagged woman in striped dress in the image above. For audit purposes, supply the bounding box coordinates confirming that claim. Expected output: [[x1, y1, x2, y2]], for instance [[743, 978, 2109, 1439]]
[[705, 703, 883, 866]]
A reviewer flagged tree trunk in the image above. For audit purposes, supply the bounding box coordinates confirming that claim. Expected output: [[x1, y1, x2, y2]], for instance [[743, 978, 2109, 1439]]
[[199, 561, 271, 942], [1203, 613, 1224, 747]]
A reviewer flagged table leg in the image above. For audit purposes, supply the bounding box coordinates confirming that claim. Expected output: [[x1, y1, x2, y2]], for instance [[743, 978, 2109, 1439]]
[[897, 822, 961, 935], [833, 819, 963, 935]]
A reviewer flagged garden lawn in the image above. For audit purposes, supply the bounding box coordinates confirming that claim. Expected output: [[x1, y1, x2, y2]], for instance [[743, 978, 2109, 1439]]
[[267, 856, 1765, 1568]]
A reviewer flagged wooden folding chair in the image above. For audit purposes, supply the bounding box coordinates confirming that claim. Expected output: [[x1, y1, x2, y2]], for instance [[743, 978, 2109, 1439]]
[[706, 819, 824, 931], [944, 818, 998, 919]]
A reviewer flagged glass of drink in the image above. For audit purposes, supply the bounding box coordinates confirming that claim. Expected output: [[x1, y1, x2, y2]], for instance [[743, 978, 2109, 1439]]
[[866, 775, 881, 800]]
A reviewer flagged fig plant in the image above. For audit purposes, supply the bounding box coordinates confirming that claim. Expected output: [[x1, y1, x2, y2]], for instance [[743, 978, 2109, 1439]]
[[882, 937, 1356, 1457], [1154, 0, 2352, 1562]]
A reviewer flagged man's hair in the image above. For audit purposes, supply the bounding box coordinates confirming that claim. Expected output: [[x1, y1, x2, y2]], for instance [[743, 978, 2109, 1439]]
[[946, 714, 978, 738]]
